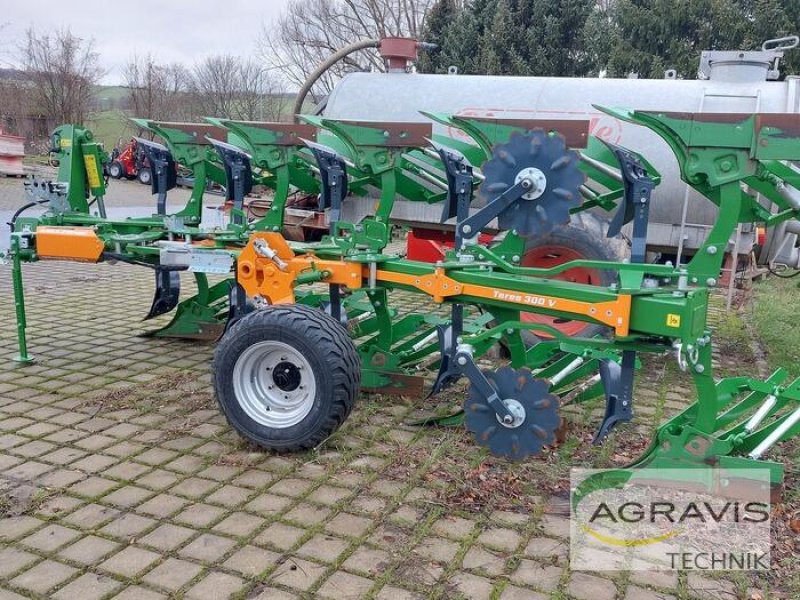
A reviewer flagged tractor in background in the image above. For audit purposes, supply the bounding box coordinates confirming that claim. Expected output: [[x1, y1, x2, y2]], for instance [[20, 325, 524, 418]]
[[108, 137, 151, 185]]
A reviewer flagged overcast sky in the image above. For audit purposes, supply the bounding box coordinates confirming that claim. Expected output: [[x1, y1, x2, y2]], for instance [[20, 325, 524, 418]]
[[0, 0, 292, 85]]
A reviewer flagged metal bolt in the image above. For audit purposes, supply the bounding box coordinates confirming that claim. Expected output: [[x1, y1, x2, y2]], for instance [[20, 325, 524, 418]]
[[462, 225, 472, 234], [707, 246, 718, 255], [512, 255, 520, 262], [503, 415, 514, 425], [706, 278, 717, 287], [695, 364, 705, 373], [457, 356, 467, 366]]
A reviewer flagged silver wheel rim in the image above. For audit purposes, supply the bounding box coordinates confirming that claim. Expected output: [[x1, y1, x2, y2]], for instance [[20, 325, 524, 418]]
[[232, 340, 316, 428]]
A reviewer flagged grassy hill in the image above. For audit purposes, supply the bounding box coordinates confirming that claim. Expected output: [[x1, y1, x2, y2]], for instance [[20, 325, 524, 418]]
[[86, 86, 305, 150]]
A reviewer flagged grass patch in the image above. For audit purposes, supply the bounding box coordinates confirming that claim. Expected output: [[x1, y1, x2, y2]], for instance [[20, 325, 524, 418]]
[[713, 308, 751, 356], [0, 479, 53, 518], [750, 275, 800, 377], [0, 490, 10, 516], [737, 276, 800, 597], [81, 369, 216, 438], [86, 109, 137, 150]]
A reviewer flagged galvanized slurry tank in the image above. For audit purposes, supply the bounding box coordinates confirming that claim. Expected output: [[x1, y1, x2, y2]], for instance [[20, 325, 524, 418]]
[[323, 38, 800, 256]]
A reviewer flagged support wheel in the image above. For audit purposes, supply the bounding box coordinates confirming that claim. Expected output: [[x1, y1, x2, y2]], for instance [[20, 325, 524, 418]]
[[465, 366, 560, 460], [213, 304, 360, 451], [137, 168, 152, 185]]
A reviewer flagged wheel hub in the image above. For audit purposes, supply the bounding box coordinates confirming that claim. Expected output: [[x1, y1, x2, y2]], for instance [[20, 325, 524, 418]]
[[232, 340, 316, 428], [515, 167, 547, 200], [497, 398, 526, 428], [272, 361, 301, 392]]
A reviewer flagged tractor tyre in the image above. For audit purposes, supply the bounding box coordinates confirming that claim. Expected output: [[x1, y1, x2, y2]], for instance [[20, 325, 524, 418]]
[[137, 168, 152, 185], [213, 304, 360, 452], [108, 161, 124, 179], [521, 211, 629, 340]]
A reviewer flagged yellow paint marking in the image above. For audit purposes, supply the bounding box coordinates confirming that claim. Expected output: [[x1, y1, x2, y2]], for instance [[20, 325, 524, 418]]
[[84, 155, 101, 189]]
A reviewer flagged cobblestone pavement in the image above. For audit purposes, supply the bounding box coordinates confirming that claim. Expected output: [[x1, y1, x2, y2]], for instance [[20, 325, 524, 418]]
[[0, 261, 759, 599]]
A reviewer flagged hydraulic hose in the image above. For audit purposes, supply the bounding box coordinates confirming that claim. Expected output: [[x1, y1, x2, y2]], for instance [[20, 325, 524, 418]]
[[8, 200, 46, 232], [292, 38, 381, 122]]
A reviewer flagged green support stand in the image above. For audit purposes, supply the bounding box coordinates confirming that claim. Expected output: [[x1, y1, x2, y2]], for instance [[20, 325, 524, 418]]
[[10, 234, 34, 364]]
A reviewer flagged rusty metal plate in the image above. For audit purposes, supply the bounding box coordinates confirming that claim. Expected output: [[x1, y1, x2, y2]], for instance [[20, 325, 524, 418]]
[[341, 121, 433, 147], [152, 122, 228, 144], [754, 113, 800, 137], [361, 369, 427, 396], [244, 122, 318, 145], [467, 116, 590, 148]]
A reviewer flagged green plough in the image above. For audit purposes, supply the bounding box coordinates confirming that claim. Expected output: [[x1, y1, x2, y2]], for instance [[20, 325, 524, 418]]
[[7, 106, 800, 495]]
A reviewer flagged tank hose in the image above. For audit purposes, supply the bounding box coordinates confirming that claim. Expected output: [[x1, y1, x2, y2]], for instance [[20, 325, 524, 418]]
[[292, 38, 381, 122]]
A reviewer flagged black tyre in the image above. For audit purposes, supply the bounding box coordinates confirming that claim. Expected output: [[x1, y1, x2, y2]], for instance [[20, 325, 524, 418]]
[[521, 211, 629, 340], [213, 304, 360, 451], [108, 161, 124, 179], [137, 168, 152, 185]]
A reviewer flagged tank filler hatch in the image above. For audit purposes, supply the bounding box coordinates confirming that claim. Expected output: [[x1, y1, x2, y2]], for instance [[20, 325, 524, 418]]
[[698, 35, 798, 82]]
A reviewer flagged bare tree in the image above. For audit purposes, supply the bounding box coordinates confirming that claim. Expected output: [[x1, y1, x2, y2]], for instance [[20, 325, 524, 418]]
[[0, 75, 42, 140], [20, 27, 104, 127], [190, 54, 286, 121], [259, 0, 433, 102], [124, 54, 192, 120]]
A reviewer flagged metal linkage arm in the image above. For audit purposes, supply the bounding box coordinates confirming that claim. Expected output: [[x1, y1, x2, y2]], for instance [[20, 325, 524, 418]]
[[456, 181, 529, 242], [135, 138, 177, 216], [593, 142, 655, 442], [207, 138, 254, 226], [303, 139, 349, 226], [602, 142, 656, 264], [430, 141, 474, 240], [429, 305, 514, 423]]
